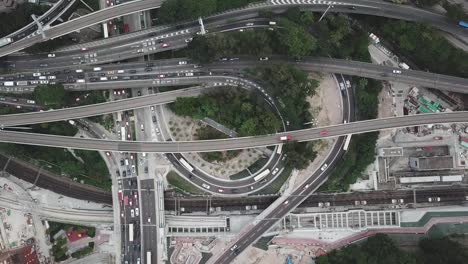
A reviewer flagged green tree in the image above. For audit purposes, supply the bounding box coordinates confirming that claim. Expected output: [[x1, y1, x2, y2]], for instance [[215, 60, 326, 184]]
[[173, 97, 201, 116], [415, 0, 441, 7], [0, 3, 49, 37], [300, 12, 315, 27], [283, 142, 316, 170], [61, 161, 83, 177], [158, 0, 217, 23], [239, 118, 257, 136], [317, 234, 417, 264], [419, 237, 468, 264], [33, 84, 66, 108], [187, 36, 216, 64], [278, 19, 317, 58], [443, 2, 468, 20]]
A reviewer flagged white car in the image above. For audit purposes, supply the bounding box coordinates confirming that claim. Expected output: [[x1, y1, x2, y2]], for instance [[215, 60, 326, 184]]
[[392, 69, 402, 74], [272, 168, 279, 175], [185, 38, 193, 43], [320, 163, 328, 171], [135, 208, 139, 216], [130, 209, 134, 217], [283, 200, 289, 205], [179, 61, 187, 65], [150, 106, 155, 112], [202, 183, 210, 189], [47, 53, 55, 58]]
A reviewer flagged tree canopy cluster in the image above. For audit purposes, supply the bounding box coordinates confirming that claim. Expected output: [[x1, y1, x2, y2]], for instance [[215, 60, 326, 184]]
[[320, 78, 381, 192], [414, 0, 441, 7], [156, 0, 258, 24], [360, 18, 468, 78], [317, 234, 468, 264], [253, 64, 319, 131], [33, 84, 66, 109], [0, 3, 49, 37], [187, 10, 371, 62], [442, 2, 468, 21], [283, 142, 317, 170], [172, 88, 281, 136], [195, 126, 240, 162]]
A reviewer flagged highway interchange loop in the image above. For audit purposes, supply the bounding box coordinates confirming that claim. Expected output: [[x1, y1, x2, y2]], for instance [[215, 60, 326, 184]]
[[0, 0, 467, 262]]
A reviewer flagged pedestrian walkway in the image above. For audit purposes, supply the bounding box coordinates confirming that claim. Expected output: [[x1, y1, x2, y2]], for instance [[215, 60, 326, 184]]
[[202, 117, 238, 138], [272, 214, 468, 254]]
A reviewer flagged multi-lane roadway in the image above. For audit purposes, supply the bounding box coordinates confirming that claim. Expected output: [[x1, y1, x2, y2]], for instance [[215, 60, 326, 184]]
[[1, 0, 467, 57], [2, 58, 467, 93], [1, 111, 468, 153]]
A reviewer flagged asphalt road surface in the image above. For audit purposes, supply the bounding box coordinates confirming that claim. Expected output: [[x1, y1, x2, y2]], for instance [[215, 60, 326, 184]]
[[1, 0, 466, 57], [1, 111, 468, 153]]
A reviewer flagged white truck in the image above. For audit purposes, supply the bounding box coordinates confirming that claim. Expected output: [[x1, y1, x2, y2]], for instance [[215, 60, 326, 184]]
[[4, 81, 14, 86], [398, 62, 410, 70], [0, 37, 12, 48]]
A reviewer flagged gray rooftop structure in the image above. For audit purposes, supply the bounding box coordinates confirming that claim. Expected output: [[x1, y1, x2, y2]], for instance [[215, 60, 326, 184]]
[[379, 147, 404, 157], [409, 156, 454, 171]]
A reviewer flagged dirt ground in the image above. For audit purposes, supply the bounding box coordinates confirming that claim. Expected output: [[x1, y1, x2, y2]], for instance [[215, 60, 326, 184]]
[[232, 245, 315, 264], [288, 73, 343, 190]]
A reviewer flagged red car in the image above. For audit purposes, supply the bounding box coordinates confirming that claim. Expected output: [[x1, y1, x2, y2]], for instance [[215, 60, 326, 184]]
[[319, 130, 329, 136], [279, 135, 292, 141]]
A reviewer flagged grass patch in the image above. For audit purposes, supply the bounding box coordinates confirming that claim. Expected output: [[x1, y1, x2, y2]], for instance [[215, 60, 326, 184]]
[[229, 156, 269, 180], [247, 157, 269, 172], [199, 252, 213, 264], [166, 170, 207, 195], [253, 236, 274, 250], [229, 169, 251, 180]]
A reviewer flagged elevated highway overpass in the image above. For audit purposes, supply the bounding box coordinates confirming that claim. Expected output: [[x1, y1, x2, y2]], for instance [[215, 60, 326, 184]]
[[1, 0, 466, 57], [1, 111, 468, 153]]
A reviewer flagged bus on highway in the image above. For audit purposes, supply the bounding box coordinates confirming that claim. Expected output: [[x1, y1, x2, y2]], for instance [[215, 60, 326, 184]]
[[124, 23, 129, 33], [121, 126, 126, 141], [129, 223, 134, 242], [146, 251, 151, 264], [102, 22, 109, 38], [254, 169, 270, 182], [179, 158, 194, 172], [343, 134, 352, 151], [276, 144, 283, 154]]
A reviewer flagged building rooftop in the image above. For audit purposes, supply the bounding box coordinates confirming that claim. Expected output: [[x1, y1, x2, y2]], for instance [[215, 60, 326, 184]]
[[409, 156, 454, 170], [379, 147, 403, 157]]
